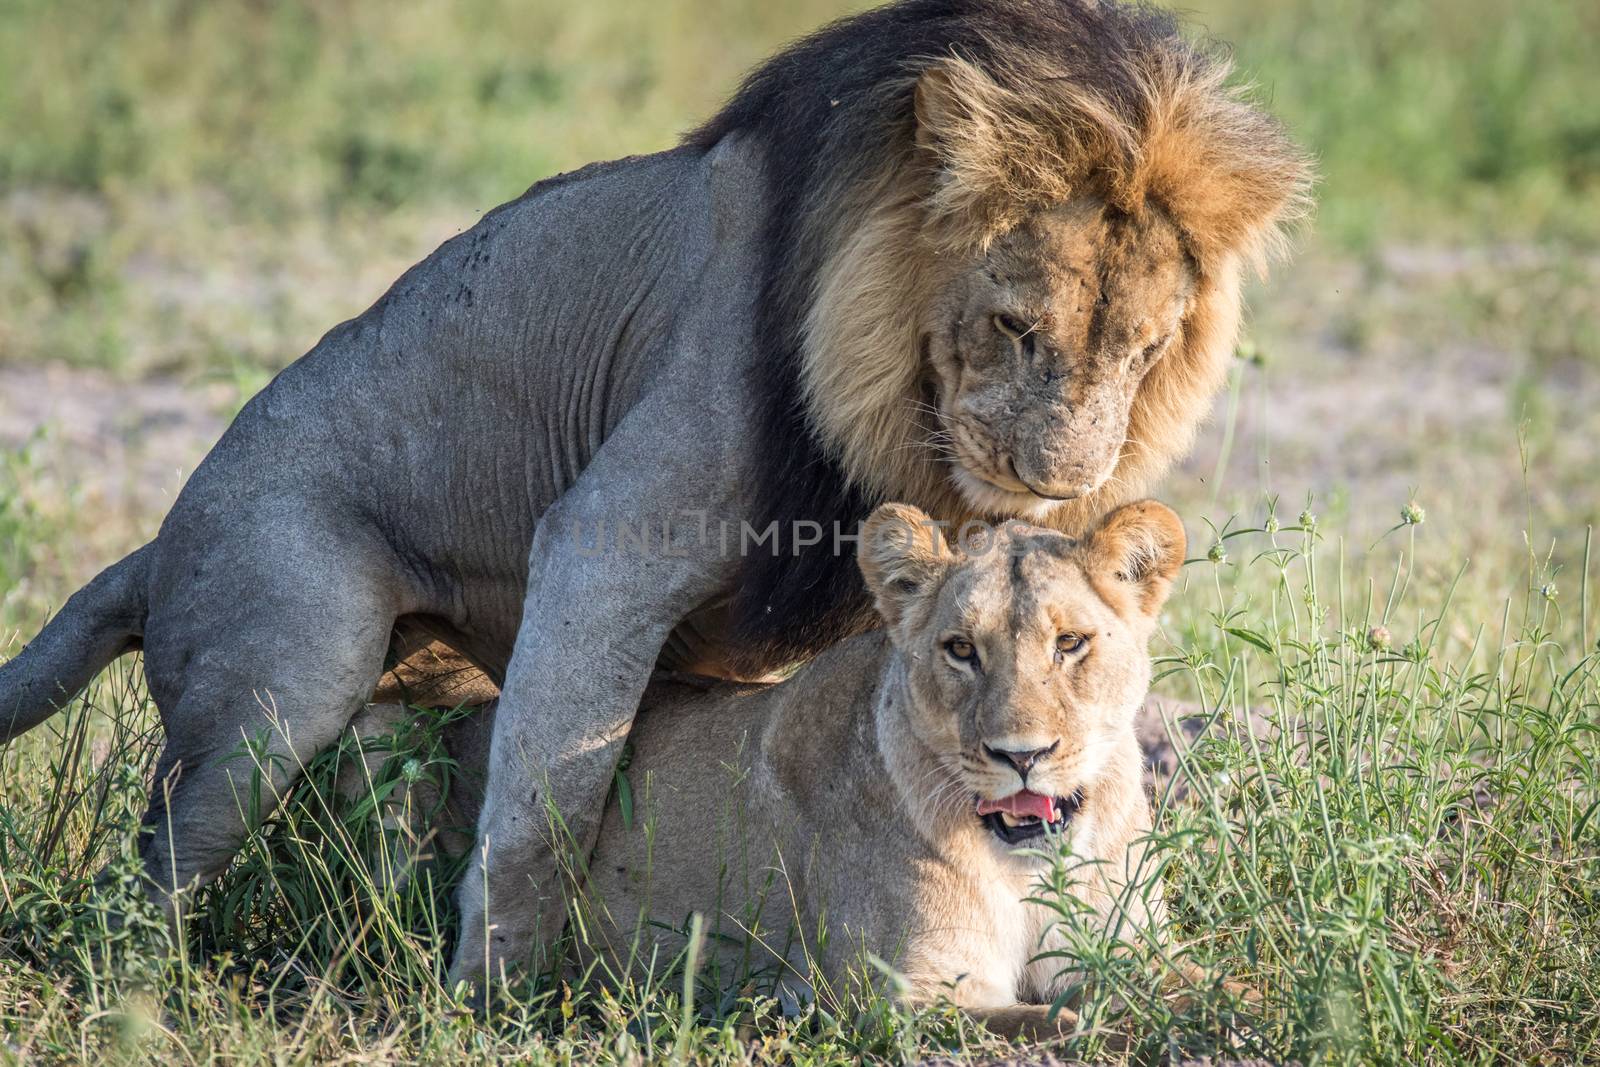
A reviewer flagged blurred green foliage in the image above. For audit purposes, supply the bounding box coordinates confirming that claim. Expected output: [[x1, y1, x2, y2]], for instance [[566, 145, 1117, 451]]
[[0, 0, 852, 212], [1195, 0, 1600, 244], [1, 0, 1595, 241]]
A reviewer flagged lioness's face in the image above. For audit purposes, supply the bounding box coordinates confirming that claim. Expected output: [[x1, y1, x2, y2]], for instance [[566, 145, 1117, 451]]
[[859, 500, 1185, 854], [922, 199, 1196, 518]]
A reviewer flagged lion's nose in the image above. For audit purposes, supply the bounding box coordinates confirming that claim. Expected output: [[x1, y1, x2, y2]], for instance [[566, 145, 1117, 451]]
[[1006, 456, 1095, 501], [983, 740, 1060, 782]]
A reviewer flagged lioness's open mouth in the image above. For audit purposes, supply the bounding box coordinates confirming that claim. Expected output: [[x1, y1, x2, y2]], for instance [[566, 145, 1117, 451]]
[[976, 788, 1084, 845]]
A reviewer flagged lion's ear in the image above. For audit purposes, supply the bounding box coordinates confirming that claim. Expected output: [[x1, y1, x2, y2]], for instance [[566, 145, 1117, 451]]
[[912, 62, 973, 156], [1131, 83, 1315, 275], [1085, 500, 1186, 617], [858, 503, 956, 627]]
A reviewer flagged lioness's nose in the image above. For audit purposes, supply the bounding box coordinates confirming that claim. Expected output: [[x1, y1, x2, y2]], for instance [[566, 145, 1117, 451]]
[[983, 740, 1060, 781]]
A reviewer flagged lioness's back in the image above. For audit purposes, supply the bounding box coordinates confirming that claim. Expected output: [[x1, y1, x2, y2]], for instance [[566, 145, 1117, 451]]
[[583, 678, 777, 967], [582, 636, 890, 976]]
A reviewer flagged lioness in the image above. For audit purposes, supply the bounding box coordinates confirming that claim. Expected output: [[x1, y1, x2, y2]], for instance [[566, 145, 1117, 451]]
[[0, 0, 1306, 983], [423, 499, 1185, 1032]]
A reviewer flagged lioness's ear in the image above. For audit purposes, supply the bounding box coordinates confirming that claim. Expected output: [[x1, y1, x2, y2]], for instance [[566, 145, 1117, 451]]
[[1086, 500, 1186, 617], [858, 503, 956, 627]]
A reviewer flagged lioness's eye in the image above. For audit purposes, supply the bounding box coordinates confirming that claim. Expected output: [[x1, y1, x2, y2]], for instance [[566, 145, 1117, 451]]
[[1056, 633, 1089, 656], [945, 637, 979, 668], [993, 313, 1029, 339]]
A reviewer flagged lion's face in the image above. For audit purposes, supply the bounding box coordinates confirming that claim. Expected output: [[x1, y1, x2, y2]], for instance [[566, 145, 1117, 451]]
[[922, 199, 1197, 519], [859, 499, 1184, 856]]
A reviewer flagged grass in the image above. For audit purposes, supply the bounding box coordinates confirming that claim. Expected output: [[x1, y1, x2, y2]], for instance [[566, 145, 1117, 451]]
[[0, 437, 86, 641], [2, 0, 1599, 1062], [2, 483, 1597, 1063]]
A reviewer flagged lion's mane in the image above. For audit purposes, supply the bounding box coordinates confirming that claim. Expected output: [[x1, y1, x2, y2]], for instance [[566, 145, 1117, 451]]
[[689, 0, 1312, 669]]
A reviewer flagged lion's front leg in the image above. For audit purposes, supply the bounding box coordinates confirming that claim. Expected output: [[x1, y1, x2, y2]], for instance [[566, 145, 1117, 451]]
[[447, 408, 744, 991], [450, 620, 641, 986]]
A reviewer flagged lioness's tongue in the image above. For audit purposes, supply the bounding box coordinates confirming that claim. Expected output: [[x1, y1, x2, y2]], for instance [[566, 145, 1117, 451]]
[[976, 790, 1057, 823]]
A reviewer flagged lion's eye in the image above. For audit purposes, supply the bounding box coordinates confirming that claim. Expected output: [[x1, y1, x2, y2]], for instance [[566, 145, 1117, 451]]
[[993, 313, 1029, 339], [945, 637, 979, 668], [1055, 632, 1089, 657], [1137, 334, 1171, 364]]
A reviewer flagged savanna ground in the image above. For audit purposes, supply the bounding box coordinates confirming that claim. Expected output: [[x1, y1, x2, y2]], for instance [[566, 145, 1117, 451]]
[[2, 0, 1598, 1063]]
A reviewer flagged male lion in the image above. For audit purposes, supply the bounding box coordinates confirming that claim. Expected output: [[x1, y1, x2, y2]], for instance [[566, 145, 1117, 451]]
[[0, 0, 1308, 983], [362, 499, 1186, 1034]]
